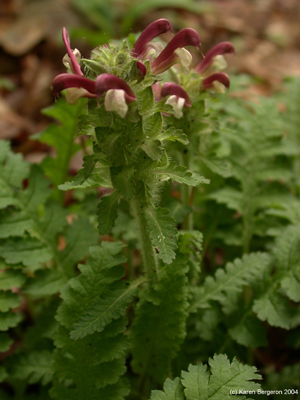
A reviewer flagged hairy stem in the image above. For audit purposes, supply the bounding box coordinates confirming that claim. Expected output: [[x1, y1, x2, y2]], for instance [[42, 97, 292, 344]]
[[130, 196, 158, 282]]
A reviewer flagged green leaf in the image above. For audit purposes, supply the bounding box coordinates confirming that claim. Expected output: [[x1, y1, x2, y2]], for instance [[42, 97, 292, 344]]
[[56, 241, 127, 330], [228, 313, 268, 348], [190, 252, 270, 313], [97, 192, 121, 235], [70, 277, 145, 339], [59, 168, 113, 190], [0, 238, 52, 270], [150, 378, 184, 400], [157, 127, 189, 145], [131, 257, 188, 384], [52, 242, 130, 399], [143, 112, 162, 138], [38, 97, 84, 192], [111, 165, 135, 200], [0, 141, 29, 189], [209, 187, 242, 212], [144, 205, 177, 264], [13, 350, 53, 385], [182, 355, 261, 400], [200, 156, 232, 178], [253, 226, 300, 329], [182, 364, 209, 400], [0, 141, 28, 209], [0, 270, 26, 290], [151, 355, 262, 400], [273, 225, 300, 301], [23, 269, 66, 297], [0, 311, 22, 331], [0, 332, 13, 352], [136, 87, 154, 115], [253, 291, 300, 330], [20, 166, 51, 214], [58, 217, 98, 278], [0, 367, 8, 383], [153, 161, 209, 186], [141, 140, 162, 160], [0, 291, 21, 312], [0, 211, 34, 238], [59, 154, 112, 191]]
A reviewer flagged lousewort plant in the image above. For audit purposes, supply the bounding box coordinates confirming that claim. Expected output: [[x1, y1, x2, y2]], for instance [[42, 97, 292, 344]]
[[2, 19, 276, 400]]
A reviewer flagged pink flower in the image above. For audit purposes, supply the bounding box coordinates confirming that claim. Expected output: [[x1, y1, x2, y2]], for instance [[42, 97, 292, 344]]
[[62, 27, 83, 76], [132, 19, 172, 58], [95, 74, 136, 103], [150, 28, 202, 74], [52, 74, 96, 98], [194, 42, 234, 93], [195, 41, 235, 75], [160, 82, 191, 118], [202, 72, 230, 93], [195, 41, 235, 74]]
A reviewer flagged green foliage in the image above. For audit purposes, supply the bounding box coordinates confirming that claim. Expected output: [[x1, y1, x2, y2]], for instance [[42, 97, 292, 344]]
[[151, 354, 261, 400], [70, 277, 145, 339], [253, 225, 300, 329], [51, 241, 130, 400], [12, 351, 53, 385], [97, 191, 121, 235], [3, 21, 300, 400], [130, 233, 197, 387], [35, 97, 84, 200], [144, 205, 178, 264], [190, 252, 270, 313]]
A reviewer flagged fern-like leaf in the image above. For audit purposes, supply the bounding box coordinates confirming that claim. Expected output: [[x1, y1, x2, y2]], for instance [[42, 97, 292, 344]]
[[190, 252, 270, 313], [253, 225, 300, 329], [51, 242, 130, 400], [153, 161, 209, 186], [12, 350, 53, 385], [150, 355, 261, 400], [35, 97, 84, 199], [97, 191, 121, 235], [131, 253, 189, 384], [144, 205, 177, 264], [70, 277, 145, 339]]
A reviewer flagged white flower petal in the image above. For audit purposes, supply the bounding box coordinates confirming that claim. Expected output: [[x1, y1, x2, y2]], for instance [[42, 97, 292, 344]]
[[143, 41, 164, 61], [174, 48, 192, 69], [62, 48, 82, 72], [165, 95, 186, 119], [212, 54, 228, 70], [212, 81, 226, 94], [66, 88, 91, 104], [202, 55, 228, 77], [104, 89, 128, 118]]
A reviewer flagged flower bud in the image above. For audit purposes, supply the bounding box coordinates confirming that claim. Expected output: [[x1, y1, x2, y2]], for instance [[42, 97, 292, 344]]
[[62, 27, 83, 76]]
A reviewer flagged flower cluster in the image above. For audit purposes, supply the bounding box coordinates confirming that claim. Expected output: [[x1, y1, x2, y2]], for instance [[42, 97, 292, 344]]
[[52, 20, 234, 118]]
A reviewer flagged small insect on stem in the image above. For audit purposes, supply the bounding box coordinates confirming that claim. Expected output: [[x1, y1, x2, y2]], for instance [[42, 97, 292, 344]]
[[155, 247, 160, 253]]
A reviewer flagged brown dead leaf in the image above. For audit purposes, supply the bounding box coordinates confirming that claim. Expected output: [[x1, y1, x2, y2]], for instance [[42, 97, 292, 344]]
[[0, 98, 33, 139], [0, 0, 82, 56]]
